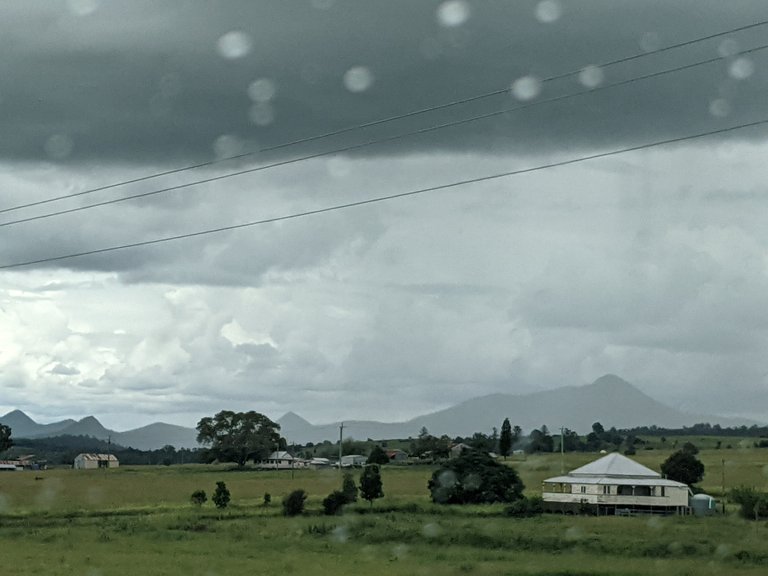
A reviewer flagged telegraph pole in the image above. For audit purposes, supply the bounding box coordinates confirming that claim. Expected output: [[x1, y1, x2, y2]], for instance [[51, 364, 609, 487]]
[[560, 427, 565, 474], [338, 422, 344, 475]]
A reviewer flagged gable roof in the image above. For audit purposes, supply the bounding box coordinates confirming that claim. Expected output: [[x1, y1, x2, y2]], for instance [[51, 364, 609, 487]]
[[568, 453, 660, 478]]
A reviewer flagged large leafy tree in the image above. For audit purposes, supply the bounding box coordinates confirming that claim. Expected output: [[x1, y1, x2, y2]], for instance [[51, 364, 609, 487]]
[[428, 451, 524, 504], [196, 410, 283, 467], [499, 418, 513, 459], [0, 423, 12, 454], [660, 449, 705, 486]]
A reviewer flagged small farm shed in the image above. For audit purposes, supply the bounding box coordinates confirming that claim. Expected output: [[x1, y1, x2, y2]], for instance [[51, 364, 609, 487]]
[[542, 453, 691, 515], [340, 454, 367, 468], [386, 449, 408, 463], [73, 454, 119, 470]]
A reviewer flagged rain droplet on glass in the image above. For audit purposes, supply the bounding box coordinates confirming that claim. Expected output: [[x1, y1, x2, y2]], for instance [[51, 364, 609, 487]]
[[247, 78, 277, 103], [67, 0, 99, 16], [510, 76, 541, 101], [709, 98, 731, 118], [578, 65, 604, 88], [420, 37, 443, 60], [436, 0, 471, 28], [45, 134, 74, 160], [639, 32, 661, 53], [212, 134, 244, 159], [343, 66, 374, 93], [535, 0, 562, 24], [718, 38, 740, 58], [249, 102, 275, 126], [217, 31, 252, 60], [728, 56, 754, 80]]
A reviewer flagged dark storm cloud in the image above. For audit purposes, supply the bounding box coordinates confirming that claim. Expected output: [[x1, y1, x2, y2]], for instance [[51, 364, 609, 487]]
[[2, 0, 768, 163]]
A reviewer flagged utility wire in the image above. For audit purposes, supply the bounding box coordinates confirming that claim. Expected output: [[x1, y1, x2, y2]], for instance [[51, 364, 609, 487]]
[[1, 17, 767, 216], [2, 116, 767, 271], [3, 42, 767, 230]]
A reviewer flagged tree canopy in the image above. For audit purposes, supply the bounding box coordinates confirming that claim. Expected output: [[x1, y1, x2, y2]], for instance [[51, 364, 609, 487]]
[[660, 449, 705, 486], [428, 451, 524, 504], [359, 464, 384, 506], [196, 410, 283, 467], [366, 445, 390, 465], [499, 418, 513, 459], [0, 423, 12, 454]]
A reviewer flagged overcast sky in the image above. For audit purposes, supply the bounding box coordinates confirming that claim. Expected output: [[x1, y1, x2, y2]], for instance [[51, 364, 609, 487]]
[[2, 0, 768, 431]]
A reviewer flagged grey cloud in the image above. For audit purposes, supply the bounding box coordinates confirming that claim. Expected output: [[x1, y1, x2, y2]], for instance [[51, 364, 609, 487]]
[[50, 363, 80, 375]]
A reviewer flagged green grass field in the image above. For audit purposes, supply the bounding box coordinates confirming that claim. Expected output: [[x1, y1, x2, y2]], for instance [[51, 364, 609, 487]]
[[1, 448, 766, 575]]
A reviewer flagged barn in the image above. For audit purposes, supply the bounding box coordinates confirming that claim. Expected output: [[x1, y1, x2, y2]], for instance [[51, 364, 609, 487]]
[[542, 453, 691, 515], [73, 453, 119, 470]]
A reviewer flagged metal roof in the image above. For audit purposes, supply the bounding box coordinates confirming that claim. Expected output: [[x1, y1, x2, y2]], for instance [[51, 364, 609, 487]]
[[567, 453, 660, 478], [543, 475, 688, 488], [75, 453, 118, 461]]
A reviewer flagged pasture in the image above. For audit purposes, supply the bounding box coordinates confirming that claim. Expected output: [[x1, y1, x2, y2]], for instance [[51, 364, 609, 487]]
[[1, 447, 766, 575]]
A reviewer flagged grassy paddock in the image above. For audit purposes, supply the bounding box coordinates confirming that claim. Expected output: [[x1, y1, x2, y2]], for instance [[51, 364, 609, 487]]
[[1, 448, 766, 575]]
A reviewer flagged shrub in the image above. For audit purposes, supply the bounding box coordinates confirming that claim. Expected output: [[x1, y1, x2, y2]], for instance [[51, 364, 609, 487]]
[[428, 451, 524, 504], [212, 481, 231, 509], [283, 489, 307, 516], [190, 489, 207, 506], [322, 490, 347, 515], [367, 445, 390, 465], [359, 464, 384, 506], [730, 486, 768, 520], [263, 492, 271, 507], [342, 472, 358, 503], [660, 450, 704, 486], [505, 496, 543, 517]]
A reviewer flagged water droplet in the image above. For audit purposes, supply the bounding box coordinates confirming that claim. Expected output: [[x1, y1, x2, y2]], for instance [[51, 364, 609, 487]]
[[247, 78, 277, 103], [326, 157, 352, 179], [762, 464, 768, 478], [729, 56, 754, 80], [44, 134, 74, 160], [715, 544, 731, 558], [67, 0, 99, 16], [718, 38, 740, 58], [436, 1, 471, 28], [578, 65, 604, 88], [420, 37, 443, 60], [332, 525, 349, 543], [248, 102, 275, 126], [159, 73, 182, 98], [216, 31, 252, 60], [564, 526, 583, 541], [639, 32, 661, 53], [709, 99, 731, 118], [422, 523, 441, 538], [343, 66, 374, 93], [535, 1, 562, 24], [212, 134, 244, 159], [510, 76, 541, 101], [646, 516, 662, 530]]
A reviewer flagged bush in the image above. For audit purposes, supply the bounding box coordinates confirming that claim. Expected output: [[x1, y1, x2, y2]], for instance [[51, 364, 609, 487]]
[[263, 492, 271, 507], [730, 486, 768, 520], [283, 489, 307, 516], [359, 464, 384, 506], [190, 489, 207, 506], [322, 490, 347, 515], [505, 496, 543, 517], [428, 451, 524, 504], [212, 481, 231, 509], [660, 450, 704, 486], [367, 445, 390, 465], [342, 472, 358, 503]]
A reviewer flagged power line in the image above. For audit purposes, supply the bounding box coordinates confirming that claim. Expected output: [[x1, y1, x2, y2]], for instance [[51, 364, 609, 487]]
[[2, 116, 767, 271], [1, 17, 767, 216], [3, 42, 767, 230]]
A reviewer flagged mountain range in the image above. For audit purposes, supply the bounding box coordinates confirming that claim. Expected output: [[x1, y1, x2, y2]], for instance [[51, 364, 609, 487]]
[[1, 375, 760, 449]]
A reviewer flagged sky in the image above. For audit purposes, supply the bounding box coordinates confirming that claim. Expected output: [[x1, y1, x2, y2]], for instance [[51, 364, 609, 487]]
[[2, 0, 768, 431]]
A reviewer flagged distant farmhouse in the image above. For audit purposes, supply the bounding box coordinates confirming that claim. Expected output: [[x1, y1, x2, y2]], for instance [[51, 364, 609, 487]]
[[385, 449, 408, 463], [73, 453, 119, 470], [259, 451, 309, 470], [542, 453, 691, 515], [340, 454, 367, 468]]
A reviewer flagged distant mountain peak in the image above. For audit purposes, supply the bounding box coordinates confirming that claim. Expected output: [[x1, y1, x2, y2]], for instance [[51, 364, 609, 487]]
[[278, 411, 312, 426], [1, 409, 35, 423], [590, 374, 633, 388]]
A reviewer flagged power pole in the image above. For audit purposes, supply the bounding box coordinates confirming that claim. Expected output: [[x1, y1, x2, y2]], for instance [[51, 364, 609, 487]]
[[560, 427, 565, 474], [338, 422, 344, 475]]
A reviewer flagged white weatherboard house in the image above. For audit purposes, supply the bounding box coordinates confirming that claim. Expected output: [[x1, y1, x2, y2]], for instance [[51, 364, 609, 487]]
[[260, 451, 306, 470], [73, 453, 119, 470], [542, 453, 691, 515]]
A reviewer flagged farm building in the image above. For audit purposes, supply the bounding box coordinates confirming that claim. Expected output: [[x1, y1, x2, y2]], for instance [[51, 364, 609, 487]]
[[542, 453, 691, 515], [73, 454, 119, 469], [340, 454, 367, 468], [386, 449, 408, 463], [450, 443, 473, 458], [259, 451, 307, 470]]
